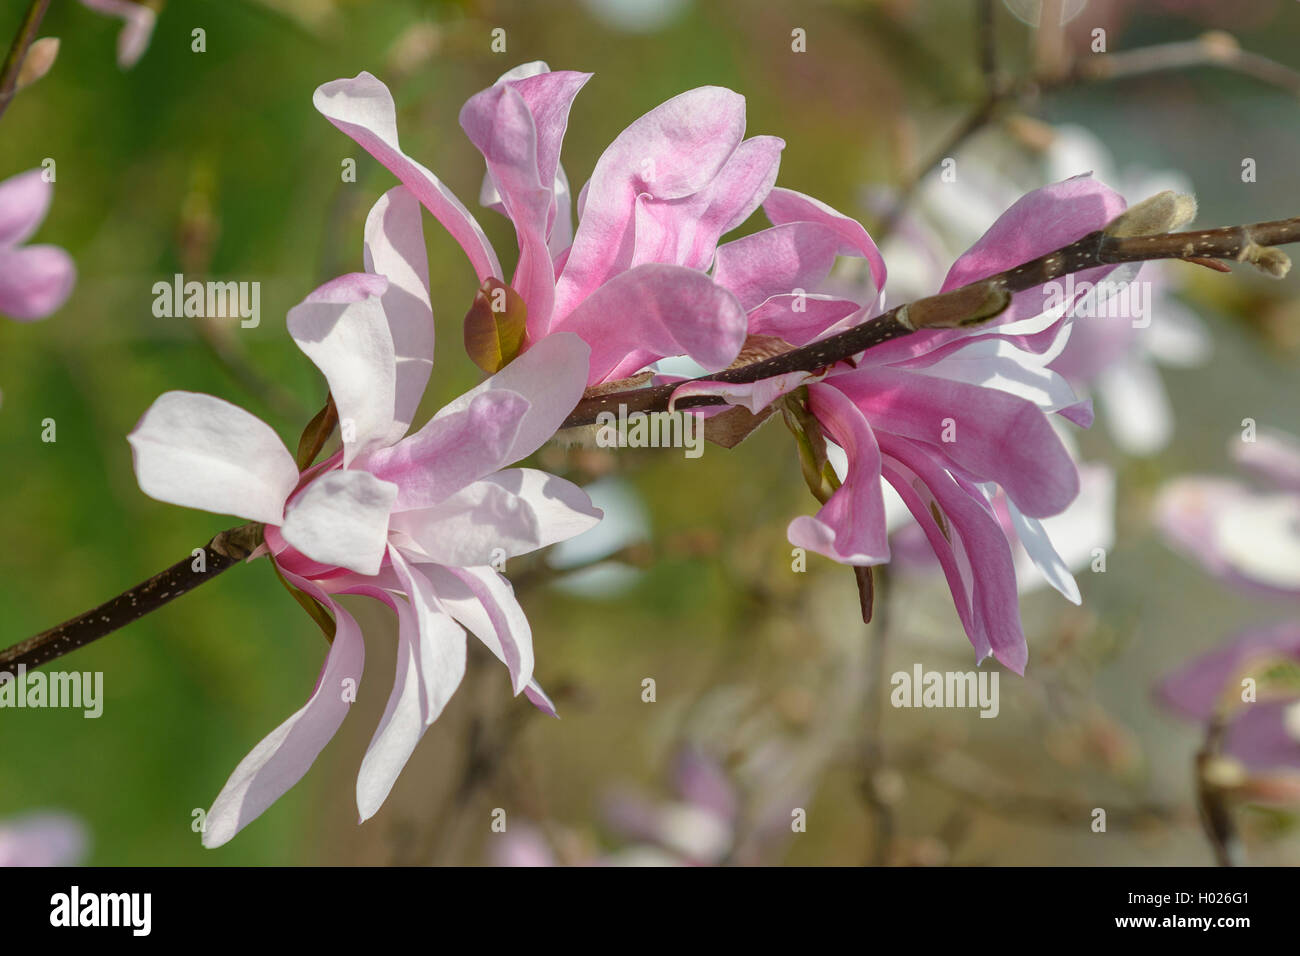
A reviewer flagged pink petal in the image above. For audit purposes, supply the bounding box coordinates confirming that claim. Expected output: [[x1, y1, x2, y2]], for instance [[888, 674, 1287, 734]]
[[363, 390, 528, 511], [746, 294, 864, 347], [763, 187, 887, 296], [631, 135, 784, 273], [0, 169, 51, 247], [388, 467, 601, 566], [202, 574, 366, 848], [128, 391, 299, 525], [79, 0, 155, 68], [416, 563, 532, 696], [287, 284, 397, 467], [1233, 428, 1300, 494], [829, 367, 1079, 518], [363, 186, 434, 442], [549, 263, 747, 385], [879, 435, 1028, 673], [433, 331, 591, 462], [280, 469, 398, 576], [313, 72, 502, 282], [713, 222, 843, 311], [0, 245, 75, 321], [552, 86, 748, 322], [786, 382, 890, 565], [462, 67, 589, 339], [350, 550, 468, 820]]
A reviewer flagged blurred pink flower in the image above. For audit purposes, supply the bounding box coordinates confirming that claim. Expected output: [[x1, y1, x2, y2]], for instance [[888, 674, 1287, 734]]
[[1157, 620, 1300, 800], [1156, 428, 1300, 598], [313, 63, 776, 385], [678, 176, 1127, 672], [128, 188, 602, 847], [0, 169, 75, 321], [79, 0, 156, 69], [0, 812, 88, 867]]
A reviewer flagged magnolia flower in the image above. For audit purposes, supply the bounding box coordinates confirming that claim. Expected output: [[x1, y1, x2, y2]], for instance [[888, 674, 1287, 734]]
[[0, 812, 88, 867], [313, 63, 778, 386], [0, 169, 75, 321], [1158, 621, 1300, 803], [676, 176, 1130, 672], [79, 0, 157, 69], [872, 122, 1210, 455], [129, 188, 602, 847], [1156, 428, 1300, 597]]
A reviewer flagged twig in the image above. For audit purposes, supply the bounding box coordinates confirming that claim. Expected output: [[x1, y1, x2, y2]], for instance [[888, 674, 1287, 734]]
[[7, 213, 1300, 675], [562, 215, 1300, 428], [860, 566, 894, 865], [0, 523, 263, 677], [0, 0, 50, 120], [1195, 717, 1241, 867]]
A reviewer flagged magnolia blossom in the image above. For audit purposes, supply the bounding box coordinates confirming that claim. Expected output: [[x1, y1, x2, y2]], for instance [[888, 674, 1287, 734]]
[[0, 169, 75, 322], [129, 187, 602, 847], [1156, 428, 1300, 597], [0, 812, 88, 867], [675, 176, 1130, 672], [1158, 621, 1300, 802], [872, 123, 1210, 455], [79, 0, 157, 69], [313, 62, 786, 386]]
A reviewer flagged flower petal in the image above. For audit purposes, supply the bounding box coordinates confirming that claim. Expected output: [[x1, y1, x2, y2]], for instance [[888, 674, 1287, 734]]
[[786, 382, 890, 565], [389, 467, 601, 566], [280, 469, 398, 576], [201, 574, 365, 848], [550, 263, 747, 385], [350, 550, 468, 820], [0, 245, 74, 321], [363, 186, 434, 442], [363, 389, 528, 510], [128, 391, 299, 525], [830, 366, 1079, 518], [313, 72, 502, 282], [552, 86, 748, 322], [416, 563, 532, 695], [762, 187, 887, 296], [432, 331, 591, 462], [0, 169, 51, 246], [287, 283, 397, 467]]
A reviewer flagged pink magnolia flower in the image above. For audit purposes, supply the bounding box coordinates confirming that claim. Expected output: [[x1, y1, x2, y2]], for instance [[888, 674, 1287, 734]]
[[0, 169, 75, 321], [79, 0, 157, 69], [677, 176, 1129, 672], [128, 187, 602, 847], [1156, 428, 1300, 598], [0, 812, 88, 867], [313, 62, 781, 386], [1158, 621, 1300, 801]]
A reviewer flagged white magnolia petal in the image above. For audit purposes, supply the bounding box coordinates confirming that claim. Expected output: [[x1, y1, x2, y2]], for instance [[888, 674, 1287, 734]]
[[287, 292, 397, 467], [129, 391, 298, 525], [202, 576, 364, 848], [281, 470, 398, 576], [364, 186, 434, 441]]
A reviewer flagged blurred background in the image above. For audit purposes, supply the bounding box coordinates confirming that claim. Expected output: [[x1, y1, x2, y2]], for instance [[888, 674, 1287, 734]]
[[1, 0, 1299, 865]]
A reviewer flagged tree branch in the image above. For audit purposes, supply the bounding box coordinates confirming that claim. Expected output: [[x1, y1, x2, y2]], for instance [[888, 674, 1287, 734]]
[[0, 0, 50, 120], [0, 523, 264, 677], [562, 215, 1300, 429]]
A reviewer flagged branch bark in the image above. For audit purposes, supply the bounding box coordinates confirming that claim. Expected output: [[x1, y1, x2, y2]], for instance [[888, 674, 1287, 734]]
[[0, 0, 51, 120], [0, 523, 263, 677]]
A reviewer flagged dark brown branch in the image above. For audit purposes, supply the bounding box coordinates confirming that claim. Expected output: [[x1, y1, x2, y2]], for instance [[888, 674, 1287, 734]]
[[0, 524, 264, 677], [562, 215, 1300, 429], [0, 0, 50, 120]]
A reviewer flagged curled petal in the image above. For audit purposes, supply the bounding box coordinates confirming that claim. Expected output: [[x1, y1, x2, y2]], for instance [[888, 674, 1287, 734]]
[[0, 245, 75, 321], [202, 574, 365, 848], [314, 72, 502, 282]]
